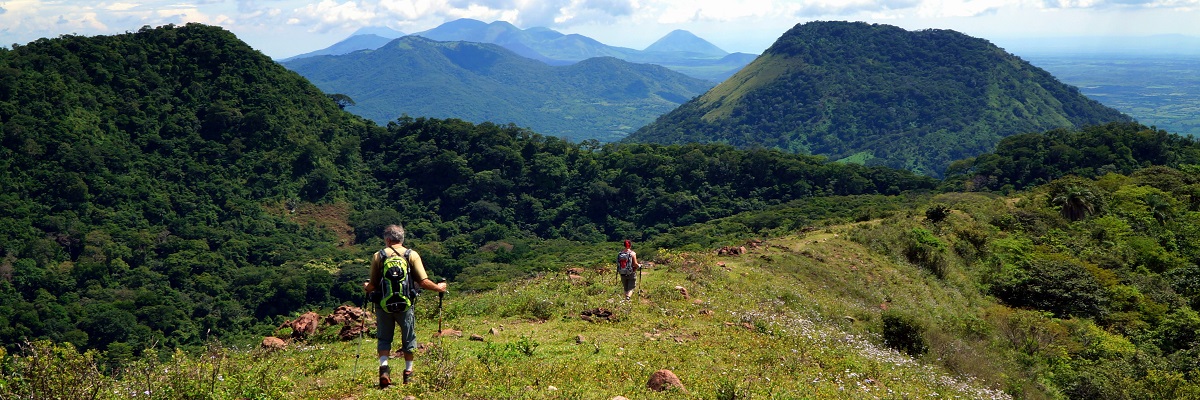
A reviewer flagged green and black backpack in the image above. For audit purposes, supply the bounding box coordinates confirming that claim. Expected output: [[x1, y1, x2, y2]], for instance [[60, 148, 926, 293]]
[[378, 246, 418, 313]]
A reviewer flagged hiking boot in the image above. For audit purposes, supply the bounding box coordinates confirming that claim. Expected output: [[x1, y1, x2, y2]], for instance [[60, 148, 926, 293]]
[[378, 365, 391, 389], [403, 369, 413, 384]]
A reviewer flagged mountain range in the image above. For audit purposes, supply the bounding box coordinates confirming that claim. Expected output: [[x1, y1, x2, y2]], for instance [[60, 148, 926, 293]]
[[283, 36, 713, 142], [628, 21, 1134, 177], [283, 18, 755, 83]]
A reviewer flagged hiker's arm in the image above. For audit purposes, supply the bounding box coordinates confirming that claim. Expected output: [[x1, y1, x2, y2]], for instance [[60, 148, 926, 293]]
[[419, 278, 448, 293], [409, 251, 447, 293]]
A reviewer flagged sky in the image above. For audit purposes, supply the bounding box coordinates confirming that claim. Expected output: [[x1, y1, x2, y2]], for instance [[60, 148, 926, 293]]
[[1, 0, 1198, 59]]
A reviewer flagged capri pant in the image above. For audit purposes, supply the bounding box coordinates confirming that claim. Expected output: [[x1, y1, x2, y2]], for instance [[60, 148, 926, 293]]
[[376, 307, 417, 353]]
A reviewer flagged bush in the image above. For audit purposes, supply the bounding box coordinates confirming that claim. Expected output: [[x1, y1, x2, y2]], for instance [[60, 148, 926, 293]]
[[925, 203, 952, 224], [904, 227, 947, 278], [882, 310, 928, 357], [991, 252, 1110, 319]]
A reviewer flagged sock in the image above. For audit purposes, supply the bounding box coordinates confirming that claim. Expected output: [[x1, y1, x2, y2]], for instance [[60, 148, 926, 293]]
[[379, 356, 388, 367], [405, 360, 413, 371]]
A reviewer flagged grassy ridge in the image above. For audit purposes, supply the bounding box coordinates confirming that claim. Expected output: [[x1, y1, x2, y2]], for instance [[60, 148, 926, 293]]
[[2, 219, 1013, 399]]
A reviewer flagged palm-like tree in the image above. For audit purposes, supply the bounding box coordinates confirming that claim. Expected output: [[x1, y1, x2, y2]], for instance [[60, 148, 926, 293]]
[[1145, 193, 1174, 224], [1052, 185, 1097, 221]]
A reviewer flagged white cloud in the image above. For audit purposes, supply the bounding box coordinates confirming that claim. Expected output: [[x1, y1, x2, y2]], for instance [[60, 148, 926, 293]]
[[1, 0, 1199, 58]]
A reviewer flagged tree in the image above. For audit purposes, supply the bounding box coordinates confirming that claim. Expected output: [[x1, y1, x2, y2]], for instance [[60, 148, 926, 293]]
[[1053, 185, 1099, 221], [329, 93, 356, 110]]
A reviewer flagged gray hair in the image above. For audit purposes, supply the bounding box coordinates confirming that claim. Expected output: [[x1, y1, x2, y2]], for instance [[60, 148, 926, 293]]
[[382, 224, 405, 243]]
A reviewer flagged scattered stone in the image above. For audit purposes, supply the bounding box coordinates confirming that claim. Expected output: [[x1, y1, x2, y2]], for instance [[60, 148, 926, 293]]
[[261, 336, 286, 351], [403, 396, 417, 400], [647, 369, 686, 392], [489, 327, 499, 335], [469, 334, 485, 341], [581, 308, 613, 321], [565, 267, 585, 275], [699, 309, 714, 316], [436, 329, 463, 338], [844, 316, 857, 323], [675, 286, 689, 299], [741, 322, 754, 330], [568, 274, 584, 285], [691, 298, 704, 305], [612, 397, 630, 400], [548, 386, 558, 391], [575, 335, 586, 344]]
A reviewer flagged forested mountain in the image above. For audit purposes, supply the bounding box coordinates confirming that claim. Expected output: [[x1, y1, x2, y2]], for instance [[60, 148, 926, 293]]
[[0, 24, 938, 356], [283, 36, 715, 142], [0, 23, 378, 353], [628, 21, 1134, 177]]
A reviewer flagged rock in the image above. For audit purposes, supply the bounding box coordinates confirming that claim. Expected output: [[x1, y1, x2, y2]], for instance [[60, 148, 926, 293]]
[[325, 305, 368, 325], [436, 328, 463, 338], [403, 396, 417, 400], [282, 311, 321, 339], [489, 327, 499, 335], [646, 369, 685, 392], [470, 334, 485, 341], [565, 267, 585, 275], [575, 335, 586, 344], [338, 322, 370, 340], [261, 336, 286, 351], [581, 308, 613, 320], [675, 286, 689, 298], [568, 274, 584, 285], [612, 397, 630, 400]]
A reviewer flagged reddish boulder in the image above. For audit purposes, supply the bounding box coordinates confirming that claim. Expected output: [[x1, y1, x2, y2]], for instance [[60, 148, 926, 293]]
[[647, 369, 685, 392], [261, 336, 286, 351]]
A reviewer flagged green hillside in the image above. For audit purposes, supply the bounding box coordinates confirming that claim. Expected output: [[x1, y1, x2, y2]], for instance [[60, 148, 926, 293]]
[[0, 24, 937, 359], [627, 21, 1133, 177], [10, 165, 1200, 398], [282, 36, 714, 142]]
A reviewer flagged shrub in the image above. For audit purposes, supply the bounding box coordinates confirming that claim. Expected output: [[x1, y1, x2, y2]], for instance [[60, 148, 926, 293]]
[[904, 227, 947, 278], [925, 203, 952, 224], [991, 252, 1110, 319], [882, 310, 928, 357]]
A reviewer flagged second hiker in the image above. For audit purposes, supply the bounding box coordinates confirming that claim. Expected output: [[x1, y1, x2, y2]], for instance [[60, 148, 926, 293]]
[[616, 239, 641, 301], [364, 223, 448, 388]]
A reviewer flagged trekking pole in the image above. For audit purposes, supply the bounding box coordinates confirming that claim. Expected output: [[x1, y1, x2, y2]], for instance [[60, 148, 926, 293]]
[[639, 263, 645, 299], [436, 278, 446, 334], [354, 293, 369, 386]]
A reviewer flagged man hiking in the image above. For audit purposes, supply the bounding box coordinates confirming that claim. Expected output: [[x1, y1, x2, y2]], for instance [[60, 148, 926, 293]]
[[364, 224, 448, 388], [616, 239, 641, 301]]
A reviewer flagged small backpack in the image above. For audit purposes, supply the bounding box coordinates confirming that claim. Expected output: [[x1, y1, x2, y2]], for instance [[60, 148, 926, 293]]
[[378, 246, 417, 314], [617, 250, 636, 276]]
